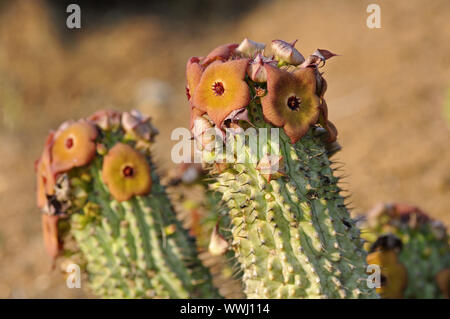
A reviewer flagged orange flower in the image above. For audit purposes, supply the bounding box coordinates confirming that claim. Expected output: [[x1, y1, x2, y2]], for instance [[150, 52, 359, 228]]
[[261, 64, 320, 143], [41, 214, 61, 259], [51, 121, 98, 174], [36, 132, 56, 208], [192, 59, 250, 127], [102, 143, 152, 202]]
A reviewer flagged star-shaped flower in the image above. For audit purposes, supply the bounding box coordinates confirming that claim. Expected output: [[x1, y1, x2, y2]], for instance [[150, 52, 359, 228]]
[[192, 59, 250, 127], [51, 121, 98, 174], [261, 64, 320, 143], [102, 143, 152, 202]]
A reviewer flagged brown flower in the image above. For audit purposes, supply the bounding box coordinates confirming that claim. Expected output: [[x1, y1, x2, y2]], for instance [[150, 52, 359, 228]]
[[102, 143, 152, 202], [192, 59, 250, 127], [261, 64, 320, 143], [51, 121, 98, 174]]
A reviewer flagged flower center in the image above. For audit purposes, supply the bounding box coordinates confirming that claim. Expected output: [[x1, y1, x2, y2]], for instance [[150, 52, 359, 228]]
[[287, 95, 301, 111], [123, 165, 134, 178], [212, 82, 225, 96], [65, 137, 74, 149]]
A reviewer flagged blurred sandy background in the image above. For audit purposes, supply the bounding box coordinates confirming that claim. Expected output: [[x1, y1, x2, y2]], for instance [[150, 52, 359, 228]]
[[0, 0, 449, 298]]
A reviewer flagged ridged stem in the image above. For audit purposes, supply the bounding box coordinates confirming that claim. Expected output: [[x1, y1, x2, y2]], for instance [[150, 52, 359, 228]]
[[206, 104, 377, 298]]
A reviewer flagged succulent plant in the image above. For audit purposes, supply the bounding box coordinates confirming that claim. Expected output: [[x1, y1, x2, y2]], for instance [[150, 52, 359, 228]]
[[35, 110, 220, 298], [185, 39, 378, 298], [364, 203, 450, 299]]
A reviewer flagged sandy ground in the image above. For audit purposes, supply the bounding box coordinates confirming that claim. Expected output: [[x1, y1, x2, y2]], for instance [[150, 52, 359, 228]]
[[0, 0, 448, 298]]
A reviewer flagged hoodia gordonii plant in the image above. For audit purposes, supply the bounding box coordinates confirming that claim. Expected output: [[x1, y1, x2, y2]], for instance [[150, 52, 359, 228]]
[[364, 203, 450, 298], [35, 110, 220, 298], [185, 39, 377, 298]]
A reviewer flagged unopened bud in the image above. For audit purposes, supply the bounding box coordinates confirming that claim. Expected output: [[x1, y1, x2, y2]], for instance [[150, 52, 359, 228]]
[[271, 39, 305, 65], [236, 38, 266, 57]]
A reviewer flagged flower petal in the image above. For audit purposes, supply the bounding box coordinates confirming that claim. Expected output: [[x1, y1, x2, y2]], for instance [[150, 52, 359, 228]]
[[186, 57, 204, 101], [203, 43, 238, 65], [42, 214, 61, 259], [36, 132, 56, 208]]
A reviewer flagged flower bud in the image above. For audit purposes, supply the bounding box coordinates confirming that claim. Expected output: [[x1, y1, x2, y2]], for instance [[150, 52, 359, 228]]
[[271, 39, 305, 65], [192, 116, 216, 151], [122, 109, 159, 142], [236, 38, 266, 57], [247, 53, 277, 82]]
